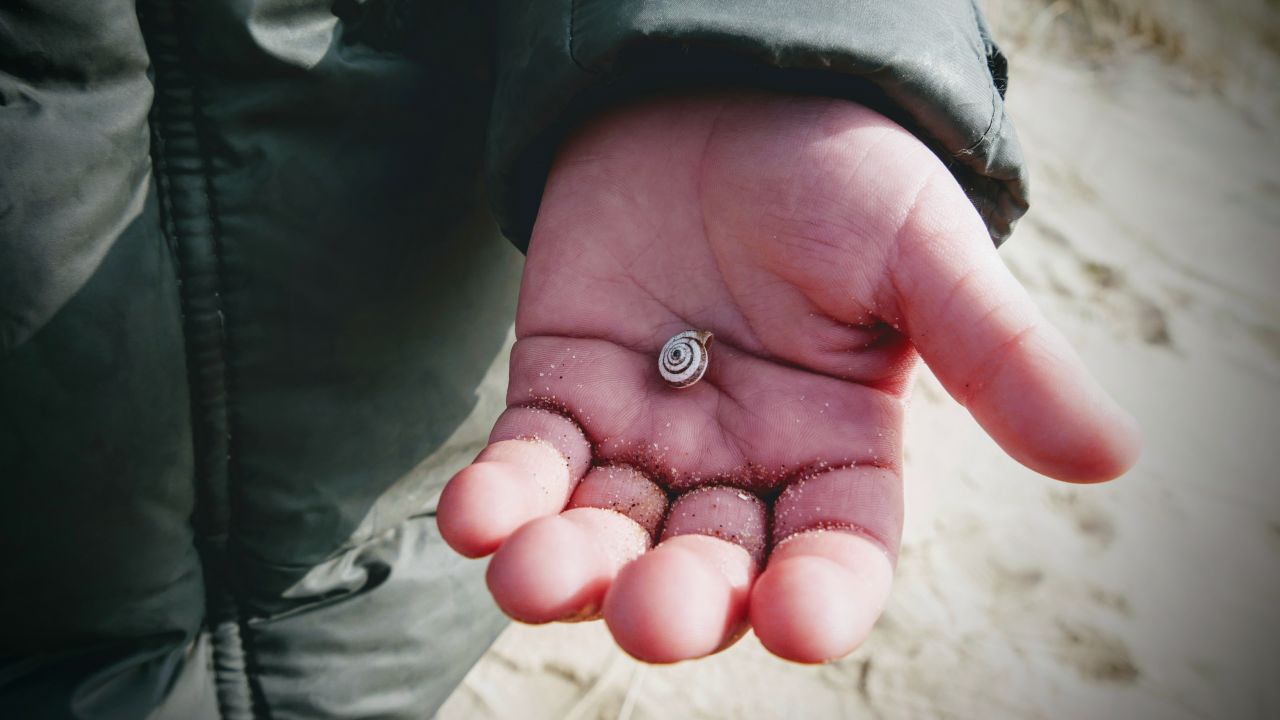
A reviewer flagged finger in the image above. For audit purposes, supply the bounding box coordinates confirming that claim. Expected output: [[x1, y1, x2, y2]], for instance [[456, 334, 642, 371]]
[[436, 407, 591, 558], [566, 464, 668, 537], [662, 485, 769, 565], [603, 486, 765, 663], [485, 508, 650, 623], [750, 466, 901, 662], [891, 170, 1142, 482], [485, 466, 664, 623], [750, 530, 893, 663]]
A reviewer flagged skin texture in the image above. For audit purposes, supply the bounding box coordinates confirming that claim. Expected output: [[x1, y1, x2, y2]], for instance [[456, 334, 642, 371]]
[[436, 92, 1142, 664]]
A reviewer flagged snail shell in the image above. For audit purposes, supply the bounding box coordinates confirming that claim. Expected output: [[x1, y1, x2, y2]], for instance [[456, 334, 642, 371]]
[[659, 330, 713, 388]]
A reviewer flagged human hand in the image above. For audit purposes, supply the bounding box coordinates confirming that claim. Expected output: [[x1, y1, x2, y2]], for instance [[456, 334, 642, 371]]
[[437, 92, 1141, 663]]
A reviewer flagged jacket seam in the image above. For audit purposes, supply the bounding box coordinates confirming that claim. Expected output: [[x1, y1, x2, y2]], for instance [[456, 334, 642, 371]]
[[178, 28, 263, 720], [136, 0, 260, 717], [567, 0, 591, 73]]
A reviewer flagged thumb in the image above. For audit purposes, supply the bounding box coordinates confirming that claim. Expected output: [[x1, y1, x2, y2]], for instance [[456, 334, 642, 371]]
[[890, 170, 1141, 482]]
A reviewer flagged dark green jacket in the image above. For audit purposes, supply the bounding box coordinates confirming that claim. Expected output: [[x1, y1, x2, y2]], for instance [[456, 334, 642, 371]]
[[0, 1, 1026, 718]]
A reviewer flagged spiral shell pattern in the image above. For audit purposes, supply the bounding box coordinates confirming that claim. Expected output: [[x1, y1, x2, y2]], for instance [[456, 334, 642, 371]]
[[659, 330, 713, 388]]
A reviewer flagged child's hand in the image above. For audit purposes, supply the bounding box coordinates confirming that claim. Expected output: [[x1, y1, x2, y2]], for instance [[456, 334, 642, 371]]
[[436, 92, 1141, 663]]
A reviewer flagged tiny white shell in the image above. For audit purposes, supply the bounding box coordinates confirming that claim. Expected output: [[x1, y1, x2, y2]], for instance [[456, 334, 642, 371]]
[[659, 330, 713, 388]]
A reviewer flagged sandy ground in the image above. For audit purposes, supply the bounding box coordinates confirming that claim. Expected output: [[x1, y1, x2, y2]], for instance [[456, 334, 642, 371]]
[[434, 5, 1280, 719]]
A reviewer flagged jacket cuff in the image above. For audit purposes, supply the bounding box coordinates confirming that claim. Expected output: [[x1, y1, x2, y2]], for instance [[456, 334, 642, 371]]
[[485, 0, 1030, 251]]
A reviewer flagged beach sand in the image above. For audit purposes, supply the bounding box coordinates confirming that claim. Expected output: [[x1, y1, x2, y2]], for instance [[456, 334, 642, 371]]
[[435, 3, 1280, 717]]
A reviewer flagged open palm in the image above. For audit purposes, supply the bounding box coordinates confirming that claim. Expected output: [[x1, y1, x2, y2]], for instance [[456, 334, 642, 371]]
[[438, 92, 1140, 663]]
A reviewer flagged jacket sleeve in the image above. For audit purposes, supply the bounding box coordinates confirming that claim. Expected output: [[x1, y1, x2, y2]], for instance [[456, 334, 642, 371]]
[[484, 0, 1028, 251]]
